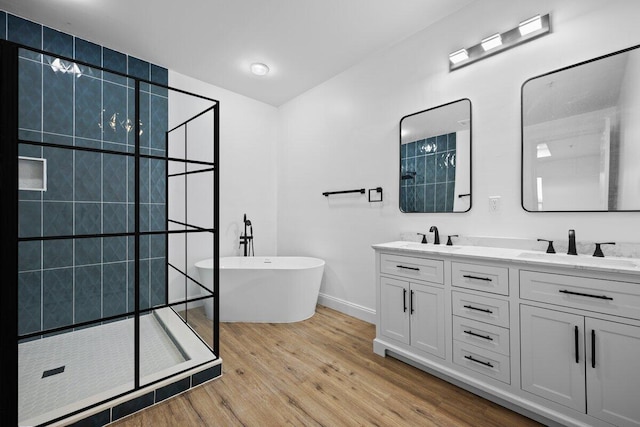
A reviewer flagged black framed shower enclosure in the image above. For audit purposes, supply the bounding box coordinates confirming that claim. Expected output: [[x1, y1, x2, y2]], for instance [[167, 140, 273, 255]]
[[0, 40, 220, 426]]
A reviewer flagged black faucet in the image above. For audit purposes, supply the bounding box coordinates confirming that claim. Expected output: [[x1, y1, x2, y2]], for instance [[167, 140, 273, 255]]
[[429, 226, 440, 245], [567, 229, 577, 255], [417, 233, 427, 244], [239, 214, 254, 256], [447, 235, 458, 246], [593, 242, 615, 257], [537, 238, 556, 254]]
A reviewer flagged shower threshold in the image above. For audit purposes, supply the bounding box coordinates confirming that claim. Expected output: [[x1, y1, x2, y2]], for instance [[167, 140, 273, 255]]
[[18, 307, 218, 426]]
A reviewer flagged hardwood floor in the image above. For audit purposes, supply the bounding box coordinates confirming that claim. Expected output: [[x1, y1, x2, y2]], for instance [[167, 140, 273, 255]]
[[112, 306, 541, 426]]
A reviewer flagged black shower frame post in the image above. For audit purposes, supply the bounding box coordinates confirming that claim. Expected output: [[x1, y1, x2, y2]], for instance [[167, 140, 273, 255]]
[[134, 80, 141, 390], [3, 41, 220, 425], [0, 40, 19, 427], [213, 103, 220, 356]]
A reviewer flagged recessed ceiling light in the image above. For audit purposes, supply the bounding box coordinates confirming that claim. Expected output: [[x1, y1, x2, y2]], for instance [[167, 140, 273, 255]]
[[481, 33, 502, 51], [250, 63, 270, 76]]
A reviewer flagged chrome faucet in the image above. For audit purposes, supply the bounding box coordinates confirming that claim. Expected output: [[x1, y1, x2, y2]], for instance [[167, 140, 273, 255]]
[[567, 229, 577, 255], [429, 226, 440, 245]]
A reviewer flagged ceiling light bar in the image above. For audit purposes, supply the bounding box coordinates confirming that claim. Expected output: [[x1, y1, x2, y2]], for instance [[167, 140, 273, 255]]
[[449, 13, 550, 71]]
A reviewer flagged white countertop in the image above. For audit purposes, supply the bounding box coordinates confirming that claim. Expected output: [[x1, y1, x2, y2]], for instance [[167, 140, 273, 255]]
[[372, 241, 640, 275]]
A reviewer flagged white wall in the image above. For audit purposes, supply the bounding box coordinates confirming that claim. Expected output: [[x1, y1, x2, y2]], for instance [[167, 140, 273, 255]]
[[276, 0, 640, 322], [168, 71, 278, 302]]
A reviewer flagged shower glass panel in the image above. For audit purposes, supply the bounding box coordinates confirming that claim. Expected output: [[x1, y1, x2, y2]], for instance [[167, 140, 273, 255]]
[[163, 86, 217, 359], [10, 43, 220, 426]]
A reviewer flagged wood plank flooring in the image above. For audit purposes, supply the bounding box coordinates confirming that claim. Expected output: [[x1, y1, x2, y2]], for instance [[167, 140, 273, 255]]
[[112, 306, 541, 426]]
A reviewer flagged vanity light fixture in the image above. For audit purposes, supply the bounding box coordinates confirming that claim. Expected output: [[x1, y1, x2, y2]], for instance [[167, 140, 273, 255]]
[[449, 48, 469, 65], [250, 62, 270, 76], [519, 15, 543, 36], [481, 34, 502, 51], [449, 13, 550, 71]]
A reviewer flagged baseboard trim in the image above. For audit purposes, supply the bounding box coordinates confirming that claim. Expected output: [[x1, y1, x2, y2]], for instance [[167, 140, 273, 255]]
[[317, 293, 376, 324]]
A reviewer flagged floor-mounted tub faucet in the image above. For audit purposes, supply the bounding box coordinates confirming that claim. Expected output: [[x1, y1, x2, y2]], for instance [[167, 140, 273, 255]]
[[429, 226, 440, 245], [567, 229, 577, 255], [239, 214, 254, 256]]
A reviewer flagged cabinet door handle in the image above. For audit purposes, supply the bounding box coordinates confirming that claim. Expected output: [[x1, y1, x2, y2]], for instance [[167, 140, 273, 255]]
[[464, 330, 493, 341], [464, 355, 494, 368], [463, 274, 492, 282], [403, 288, 407, 313], [591, 329, 596, 369], [397, 265, 420, 271], [463, 305, 493, 314], [574, 325, 579, 364], [559, 289, 613, 300], [410, 290, 415, 314]]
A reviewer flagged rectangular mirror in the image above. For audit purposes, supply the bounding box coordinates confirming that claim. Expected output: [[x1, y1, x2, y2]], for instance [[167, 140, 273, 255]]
[[522, 44, 640, 211], [399, 98, 471, 213]]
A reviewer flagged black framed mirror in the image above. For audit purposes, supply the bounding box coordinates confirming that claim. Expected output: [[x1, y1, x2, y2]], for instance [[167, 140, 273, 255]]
[[399, 98, 471, 213], [522, 44, 640, 212]]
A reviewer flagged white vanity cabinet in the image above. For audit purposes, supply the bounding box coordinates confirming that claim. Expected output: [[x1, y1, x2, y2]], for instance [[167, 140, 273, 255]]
[[379, 254, 446, 359], [373, 242, 640, 427], [520, 272, 640, 426]]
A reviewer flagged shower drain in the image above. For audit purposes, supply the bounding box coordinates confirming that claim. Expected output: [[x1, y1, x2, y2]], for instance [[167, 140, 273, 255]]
[[42, 366, 65, 378]]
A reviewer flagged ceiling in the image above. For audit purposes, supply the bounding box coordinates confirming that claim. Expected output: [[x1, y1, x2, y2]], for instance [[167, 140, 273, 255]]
[[0, 0, 474, 106]]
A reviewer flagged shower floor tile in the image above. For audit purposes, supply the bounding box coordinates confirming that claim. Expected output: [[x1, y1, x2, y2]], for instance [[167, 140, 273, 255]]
[[18, 310, 189, 425]]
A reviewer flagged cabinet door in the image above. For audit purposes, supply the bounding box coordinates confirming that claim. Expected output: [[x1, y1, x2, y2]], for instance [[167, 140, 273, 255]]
[[410, 283, 445, 358], [520, 305, 586, 412], [586, 318, 640, 426], [380, 276, 410, 344]]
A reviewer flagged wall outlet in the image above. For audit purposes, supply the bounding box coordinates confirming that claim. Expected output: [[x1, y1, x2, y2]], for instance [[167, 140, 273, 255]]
[[489, 196, 501, 212]]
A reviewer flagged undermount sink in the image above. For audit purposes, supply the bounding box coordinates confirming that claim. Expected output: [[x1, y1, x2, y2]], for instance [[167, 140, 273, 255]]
[[400, 242, 461, 250], [517, 252, 639, 269]]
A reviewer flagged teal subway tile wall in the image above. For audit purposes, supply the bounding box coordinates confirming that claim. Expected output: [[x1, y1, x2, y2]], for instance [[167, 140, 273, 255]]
[[401, 133, 457, 213], [6, 11, 169, 335]]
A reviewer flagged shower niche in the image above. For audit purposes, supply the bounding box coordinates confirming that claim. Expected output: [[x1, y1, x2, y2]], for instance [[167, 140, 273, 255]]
[[1, 36, 220, 427]]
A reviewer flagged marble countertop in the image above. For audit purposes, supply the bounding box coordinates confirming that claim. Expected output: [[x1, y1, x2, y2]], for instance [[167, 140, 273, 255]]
[[372, 241, 640, 275]]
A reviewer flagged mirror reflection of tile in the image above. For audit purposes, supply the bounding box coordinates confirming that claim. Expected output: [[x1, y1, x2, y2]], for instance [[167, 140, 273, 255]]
[[401, 132, 456, 213]]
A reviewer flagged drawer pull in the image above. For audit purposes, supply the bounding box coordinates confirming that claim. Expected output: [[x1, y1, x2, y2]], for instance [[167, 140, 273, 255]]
[[464, 355, 494, 368], [464, 330, 493, 341], [397, 265, 420, 271], [463, 274, 492, 282], [463, 305, 493, 314], [559, 289, 613, 300]]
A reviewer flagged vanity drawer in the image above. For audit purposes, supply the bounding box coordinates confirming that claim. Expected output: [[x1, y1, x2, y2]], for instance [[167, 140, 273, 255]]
[[380, 253, 444, 284], [453, 316, 510, 356], [452, 291, 510, 328], [452, 262, 509, 295], [520, 270, 640, 319], [453, 340, 510, 384]]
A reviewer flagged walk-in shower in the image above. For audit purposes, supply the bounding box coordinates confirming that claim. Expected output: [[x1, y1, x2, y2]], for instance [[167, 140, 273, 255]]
[[0, 17, 220, 426]]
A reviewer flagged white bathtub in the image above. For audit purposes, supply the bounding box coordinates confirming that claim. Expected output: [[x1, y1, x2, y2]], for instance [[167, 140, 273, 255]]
[[194, 256, 325, 323]]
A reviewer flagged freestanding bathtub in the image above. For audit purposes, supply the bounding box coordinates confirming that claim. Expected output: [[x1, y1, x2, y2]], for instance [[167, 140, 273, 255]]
[[194, 256, 325, 323]]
